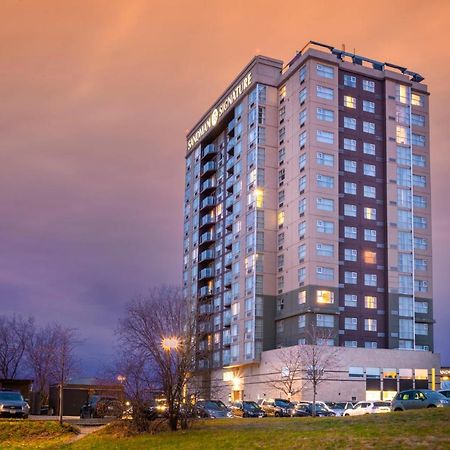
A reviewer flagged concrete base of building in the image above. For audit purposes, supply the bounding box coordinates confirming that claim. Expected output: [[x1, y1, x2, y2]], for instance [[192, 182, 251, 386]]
[[200, 345, 441, 404]]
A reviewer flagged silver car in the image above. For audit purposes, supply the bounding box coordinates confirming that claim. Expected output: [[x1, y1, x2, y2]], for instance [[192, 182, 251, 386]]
[[0, 391, 30, 418], [391, 389, 450, 411]]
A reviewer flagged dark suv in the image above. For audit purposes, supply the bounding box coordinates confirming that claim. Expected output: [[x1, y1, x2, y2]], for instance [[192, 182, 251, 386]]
[[80, 395, 123, 419], [0, 390, 30, 419]]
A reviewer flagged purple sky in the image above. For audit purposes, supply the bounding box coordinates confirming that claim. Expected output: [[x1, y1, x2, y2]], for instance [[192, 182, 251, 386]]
[[1, 1, 449, 371]]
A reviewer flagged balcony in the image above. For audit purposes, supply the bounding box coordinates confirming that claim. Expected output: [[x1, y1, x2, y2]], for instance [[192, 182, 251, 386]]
[[199, 267, 214, 281], [201, 144, 216, 160], [223, 312, 232, 326], [224, 272, 232, 287], [227, 119, 236, 134], [199, 303, 212, 315], [200, 214, 215, 228], [225, 177, 234, 192], [227, 137, 236, 152], [223, 291, 232, 306], [224, 234, 232, 249], [201, 178, 216, 193], [223, 335, 231, 346], [199, 231, 214, 245], [225, 196, 234, 210], [200, 196, 216, 211], [201, 161, 216, 176], [198, 286, 213, 297], [224, 252, 233, 267], [199, 249, 214, 262], [226, 156, 235, 172]]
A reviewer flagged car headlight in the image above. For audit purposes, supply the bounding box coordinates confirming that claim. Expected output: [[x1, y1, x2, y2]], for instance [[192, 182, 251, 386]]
[[227, 412, 232, 417]]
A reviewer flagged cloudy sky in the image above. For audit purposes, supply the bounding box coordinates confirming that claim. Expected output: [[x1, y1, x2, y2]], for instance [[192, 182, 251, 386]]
[[1, 0, 449, 371]]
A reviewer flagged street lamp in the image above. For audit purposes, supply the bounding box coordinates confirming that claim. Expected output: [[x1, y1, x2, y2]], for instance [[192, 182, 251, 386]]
[[161, 336, 181, 351], [117, 375, 126, 384]]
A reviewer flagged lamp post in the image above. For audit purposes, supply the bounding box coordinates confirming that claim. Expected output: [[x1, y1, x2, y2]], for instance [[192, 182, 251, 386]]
[[161, 337, 181, 352]]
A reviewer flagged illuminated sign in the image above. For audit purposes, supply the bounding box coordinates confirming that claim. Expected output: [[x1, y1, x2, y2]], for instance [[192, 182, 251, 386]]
[[187, 72, 253, 151]]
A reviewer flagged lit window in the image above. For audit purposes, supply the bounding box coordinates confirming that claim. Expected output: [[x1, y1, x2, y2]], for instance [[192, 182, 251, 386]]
[[277, 211, 284, 227], [279, 85, 286, 100], [396, 85, 409, 104], [396, 126, 410, 145], [411, 93, 424, 107], [365, 319, 377, 332], [344, 96, 356, 109], [365, 296, 377, 309], [364, 207, 376, 220], [364, 251, 377, 264], [298, 291, 306, 304], [317, 290, 334, 304], [316, 63, 334, 79]]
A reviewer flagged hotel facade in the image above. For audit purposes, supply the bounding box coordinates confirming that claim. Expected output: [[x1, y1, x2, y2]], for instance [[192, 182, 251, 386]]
[[182, 42, 440, 402]]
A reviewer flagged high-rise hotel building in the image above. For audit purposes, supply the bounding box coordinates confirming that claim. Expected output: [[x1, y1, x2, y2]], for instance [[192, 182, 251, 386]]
[[183, 42, 437, 400]]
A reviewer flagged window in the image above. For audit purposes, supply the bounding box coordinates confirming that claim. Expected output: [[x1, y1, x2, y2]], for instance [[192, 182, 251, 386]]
[[345, 226, 357, 239], [345, 317, 357, 330], [365, 342, 378, 349], [396, 105, 409, 124], [413, 195, 427, 209], [317, 174, 334, 188], [317, 197, 334, 211], [399, 318, 413, 339], [344, 204, 357, 217], [363, 100, 375, 113], [316, 85, 334, 100], [411, 93, 424, 107], [316, 243, 334, 257], [414, 215, 427, 229], [317, 314, 334, 327], [363, 79, 375, 92], [316, 107, 334, 122], [396, 84, 409, 104], [279, 85, 286, 101], [344, 249, 357, 261], [413, 174, 426, 188], [364, 251, 377, 264], [299, 152, 306, 170], [398, 253, 413, 272], [365, 296, 377, 309], [317, 338, 334, 347], [316, 266, 334, 280], [316, 219, 334, 234], [364, 229, 377, 242], [298, 291, 306, 304], [345, 341, 358, 348], [397, 167, 411, 187], [277, 211, 285, 227], [316, 63, 334, 78], [415, 280, 429, 293], [278, 168, 285, 185], [411, 113, 425, 127], [364, 207, 376, 220], [344, 138, 357, 151], [364, 163, 376, 177], [365, 319, 377, 332], [345, 294, 357, 307], [298, 243, 306, 260], [299, 88, 307, 103], [412, 133, 425, 147], [344, 96, 356, 109], [396, 126, 410, 145], [415, 258, 428, 272], [363, 142, 376, 155], [316, 130, 334, 144], [317, 290, 334, 304], [344, 117, 357, 130], [364, 274, 377, 287], [415, 301, 428, 314], [298, 198, 307, 214], [299, 65, 307, 82], [316, 152, 334, 166], [363, 121, 375, 134], [299, 175, 307, 191], [345, 271, 357, 284], [299, 131, 307, 147], [364, 186, 376, 198], [298, 315, 306, 328], [276, 320, 284, 333], [414, 237, 427, 250], [344, 182, 357, 195], [415, 323, 428, 336], [344, 74, 356, 88], [344, 160, 357, 173], [298, 267, 306, 283], [412, 154, 426, 167], [298, 221, 306, 237]]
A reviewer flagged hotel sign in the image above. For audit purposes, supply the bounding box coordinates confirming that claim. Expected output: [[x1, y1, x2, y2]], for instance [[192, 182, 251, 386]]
[[187, 72, 253, 151]]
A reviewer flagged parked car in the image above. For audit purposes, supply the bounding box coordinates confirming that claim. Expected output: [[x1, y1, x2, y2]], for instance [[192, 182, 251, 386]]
[[438, 390, 450, 399], [0, 390, 30, 419], [325, 402, 354, 416], [195, 400, 232, 418], [80, 395, 123, 419], [258, 398, 295, 417], [295, 403, 336, 417], [391, 389, 450, 411], [143, 398, 168, 420], [343, 401, 391, 416], [230, 401, 266, 418]]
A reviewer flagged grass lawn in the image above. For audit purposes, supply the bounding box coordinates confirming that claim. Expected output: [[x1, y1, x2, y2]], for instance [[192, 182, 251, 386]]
[[67, 408, 450, 449], [0, 419, 78, 449]]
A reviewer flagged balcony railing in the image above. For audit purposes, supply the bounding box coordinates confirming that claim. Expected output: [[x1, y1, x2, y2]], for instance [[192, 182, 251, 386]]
[[199, 249, 214, 262], [198, 286, 213, 297], [201, 178, 216, 193], [200, 196, 216, 210], [200, 214, 215, 228], [202, 144, 216, 159], [201, 161, 216, 175], [199, 232, 214, 245], [199, 268, 214, 280]]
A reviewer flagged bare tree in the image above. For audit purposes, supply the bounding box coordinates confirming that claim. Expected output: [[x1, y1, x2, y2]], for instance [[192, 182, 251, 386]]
[[26, 324, 60, 407], [267, 347, 306, 401], [118, 285, 198, 431], [49, 325, 78, 425], [300, 327, 339, 416], [0, 314, 33, 379]]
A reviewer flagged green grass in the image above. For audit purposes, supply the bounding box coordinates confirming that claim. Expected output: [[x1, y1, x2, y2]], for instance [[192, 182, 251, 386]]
[[0, 419, 78, 449], [66, 408, 450, 449]]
